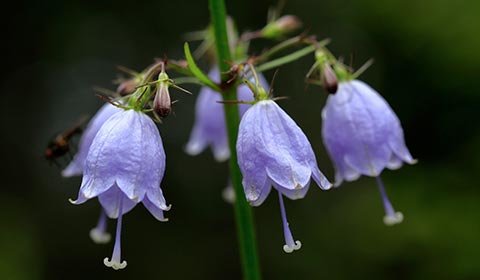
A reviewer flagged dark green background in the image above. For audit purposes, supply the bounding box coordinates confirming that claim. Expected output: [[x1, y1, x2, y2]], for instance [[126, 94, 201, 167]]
[[2, 0, 479, 279]]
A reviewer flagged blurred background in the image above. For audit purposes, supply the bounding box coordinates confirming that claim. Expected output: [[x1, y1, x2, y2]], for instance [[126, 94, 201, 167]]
[[1, 0, 479, 279]]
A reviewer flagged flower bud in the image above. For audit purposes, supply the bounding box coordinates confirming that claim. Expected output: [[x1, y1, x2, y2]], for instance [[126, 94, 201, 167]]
[[321, 63, 338, 94], [117, 78, 138, 96], [153, 81, 171, 118], [262, 15, 302, 38]]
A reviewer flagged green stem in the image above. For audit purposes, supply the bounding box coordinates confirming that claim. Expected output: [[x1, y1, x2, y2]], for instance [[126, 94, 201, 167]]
[[208, 0, 262, 279]]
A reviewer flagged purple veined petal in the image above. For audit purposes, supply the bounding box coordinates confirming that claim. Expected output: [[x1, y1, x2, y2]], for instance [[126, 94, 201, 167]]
[[386, 117, 416, 165], [146, 186, 171, 211], [347, 81, 414, 167], [184, 119, 209, 156], [386, 153, 404, 170], [352, 80, 416, 166], [72, 175, 115, 204], [323, 80, 396, 179], [272, 180, 311, 200], [237, 103, 271, 205], [115, 111, 166, 202], [185, 85, 229, 161], [243, 177, 272, 207], [104, 111, 146, 201], [322, 106, 361, 186], [62, 104, 123, 177], [342, 82, 391, 175], [76, 110, 131, 199], [249, 100, 319, 190], [349, 80, 410, 172], [311, 166, 333, 190], [333, 161, 361, 186], [98, 185, 138, 219], [211, 133, 230, 162], [142, 198, 168, 222]]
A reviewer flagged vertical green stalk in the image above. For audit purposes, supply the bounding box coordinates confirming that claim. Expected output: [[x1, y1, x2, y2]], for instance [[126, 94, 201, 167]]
[[208, 0, 262, 279]]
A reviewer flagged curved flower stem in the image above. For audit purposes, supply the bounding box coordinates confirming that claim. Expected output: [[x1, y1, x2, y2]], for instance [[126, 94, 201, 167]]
[[209, 0, 262, 279]]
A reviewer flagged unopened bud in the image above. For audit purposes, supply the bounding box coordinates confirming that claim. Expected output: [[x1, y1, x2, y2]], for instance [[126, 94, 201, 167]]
[[275, 15, 302, 32], [262, 15, 302, 38], [322, 63, 338, 94], [117, 78, 138, 96], [153, 81, 171, 118]]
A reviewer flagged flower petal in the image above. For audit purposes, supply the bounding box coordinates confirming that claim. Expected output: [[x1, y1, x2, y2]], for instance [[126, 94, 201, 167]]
[[146, 187, 171, 211], [63, 104, 123, 177], [322, 80, 406, 179], [237, 103, 270, 200], [253, 101, 315, 190], [143, 198, 168, 221], [184, 122, 209, 156], [272, 179, 310, 200], [98, 185, 138, 219], [244, 178, 272, 206]]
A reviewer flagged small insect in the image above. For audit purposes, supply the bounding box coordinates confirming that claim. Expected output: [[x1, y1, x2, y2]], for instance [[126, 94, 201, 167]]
[[45, 116, 88, 165]]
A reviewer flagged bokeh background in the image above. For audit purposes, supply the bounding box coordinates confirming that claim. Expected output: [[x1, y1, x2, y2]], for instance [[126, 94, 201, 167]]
[[2, 0, 479, 279]]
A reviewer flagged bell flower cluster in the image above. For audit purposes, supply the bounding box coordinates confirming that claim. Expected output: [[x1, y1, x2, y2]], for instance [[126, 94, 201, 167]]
[[52, 11, 418, 269]]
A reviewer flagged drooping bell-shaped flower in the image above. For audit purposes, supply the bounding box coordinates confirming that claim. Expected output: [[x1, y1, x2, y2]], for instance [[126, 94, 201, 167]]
[[62, 103, 123, 177], [185, 67, 269, 161], [237, 84, 331, 252], [71, 109, 170, 269], [322, 79, 416, 225]]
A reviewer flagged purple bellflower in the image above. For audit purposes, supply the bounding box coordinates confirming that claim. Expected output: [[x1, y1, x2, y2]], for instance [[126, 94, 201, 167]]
[[70, 109, 171, 270], [237, 89, 331, 252], [62, 103, 123, 244], [185, 67, 269, 161], [322, 79, 416, 225]]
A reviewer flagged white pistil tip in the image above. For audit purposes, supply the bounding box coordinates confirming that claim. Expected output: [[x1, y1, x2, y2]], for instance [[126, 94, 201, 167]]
[[222, 186, 236, 204], [383, 212, 404, 226], [90, 228, 111, 244], [103, 257, 127, 270], [283, 240, 302, 253]]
